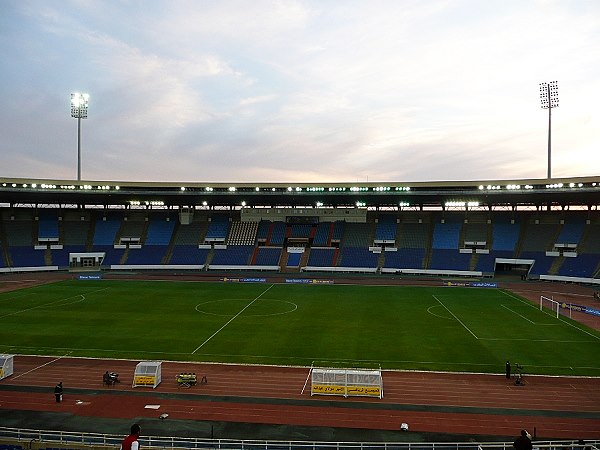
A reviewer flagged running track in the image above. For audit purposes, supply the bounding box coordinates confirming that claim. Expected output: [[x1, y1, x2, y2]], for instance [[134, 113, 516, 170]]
[[0, 356, 599, 439]]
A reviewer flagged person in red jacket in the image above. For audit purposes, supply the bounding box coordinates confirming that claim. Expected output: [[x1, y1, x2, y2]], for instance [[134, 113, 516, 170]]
[[120, 424, 141, 450]]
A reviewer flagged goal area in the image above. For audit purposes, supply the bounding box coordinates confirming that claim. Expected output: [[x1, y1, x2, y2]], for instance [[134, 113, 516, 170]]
[[539, 295, 572, 319], [309, 367, 383, 399]]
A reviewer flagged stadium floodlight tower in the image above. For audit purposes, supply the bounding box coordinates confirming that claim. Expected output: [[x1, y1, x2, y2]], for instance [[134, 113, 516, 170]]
[[539, 81, 558, 179], [70, 92, 89, 181]]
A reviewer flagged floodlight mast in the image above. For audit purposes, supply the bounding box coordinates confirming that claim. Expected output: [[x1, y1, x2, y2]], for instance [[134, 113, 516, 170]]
[[539, 81, 558, 179], [70, 93, 89, 181]]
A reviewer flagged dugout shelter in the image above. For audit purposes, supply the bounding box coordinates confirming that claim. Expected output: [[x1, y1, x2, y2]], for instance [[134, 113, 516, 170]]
[[132, 361, 162, 388], [0, 355, 14, 381]]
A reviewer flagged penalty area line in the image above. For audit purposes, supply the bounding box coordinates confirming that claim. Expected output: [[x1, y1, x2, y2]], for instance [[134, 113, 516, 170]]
[[501, 304, 536, 324]]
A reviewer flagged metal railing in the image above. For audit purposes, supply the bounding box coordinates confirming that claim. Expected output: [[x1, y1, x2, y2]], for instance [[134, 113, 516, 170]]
[[0, 427, 598, 450]]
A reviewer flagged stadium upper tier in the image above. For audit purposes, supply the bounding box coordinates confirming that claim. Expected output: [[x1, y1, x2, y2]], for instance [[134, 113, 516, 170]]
[[0, 176, 599, 209]]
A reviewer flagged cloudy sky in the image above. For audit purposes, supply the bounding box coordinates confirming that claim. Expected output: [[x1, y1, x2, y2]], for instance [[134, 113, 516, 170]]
[[1, 0, 599, 184]]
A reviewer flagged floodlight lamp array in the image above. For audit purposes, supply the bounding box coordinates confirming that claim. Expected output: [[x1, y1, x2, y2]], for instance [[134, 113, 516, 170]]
[[71, 93, 89, 118], [539, 81, 559, 109]]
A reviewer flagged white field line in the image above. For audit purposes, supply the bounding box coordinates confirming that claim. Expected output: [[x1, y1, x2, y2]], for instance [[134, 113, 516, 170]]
[[3, 347, 600, 372], [12, 352, 73, 380], [477, 338, 594, 342], [191, 284, 275, 354], [500, 304, 536, 324], [432, 295, 479, 339], [501, 290, 600, 341], [0, 287, 109, 319]]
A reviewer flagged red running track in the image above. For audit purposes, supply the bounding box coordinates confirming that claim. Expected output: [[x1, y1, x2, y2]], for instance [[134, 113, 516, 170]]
[[1, 356, 599, 439]]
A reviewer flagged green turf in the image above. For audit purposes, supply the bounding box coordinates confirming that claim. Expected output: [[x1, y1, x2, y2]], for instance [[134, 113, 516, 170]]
[[0, 279, 598, 376]]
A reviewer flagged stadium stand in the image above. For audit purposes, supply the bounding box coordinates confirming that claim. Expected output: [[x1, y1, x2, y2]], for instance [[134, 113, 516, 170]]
[[92, 217, 122, 246], [555, 220, 585, 245], [50, 245, 86, 267], [38, 210, 59, 241], [254, 246, 282, 266], [331, 220, 345, 242], [126, 245, 168, 264], [462, 219, 488, 244], [429, 249, 471, 271], [307, 247, 337, 267], [286, 252, 303, 267], [0, 201, 598, 282], [256, 220, 271, 243], [338, 247, 378, 268], [519, 222, 559, 253], [228, 221, 259, 245], [289, 223, 312, 239], [145, 219, 175, 245], [374, 215, 397, 244], [204, 214, 230, 243], [268, 221, 286, 245], [342, 222, 372, 247], [169, 245, 209, 265], [521, 251, 555, 276], [210, 245, 254, 266], [312, 222, 331, 246], [432, 221, 461, 250], [9, 246, 46, 267], [4, 220, 34, 247], [491, 219, 520, 252], [383, 247, 426, 270]]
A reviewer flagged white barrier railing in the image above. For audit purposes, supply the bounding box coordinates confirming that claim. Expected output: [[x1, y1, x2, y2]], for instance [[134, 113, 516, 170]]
[[0, 427, 597, 450]]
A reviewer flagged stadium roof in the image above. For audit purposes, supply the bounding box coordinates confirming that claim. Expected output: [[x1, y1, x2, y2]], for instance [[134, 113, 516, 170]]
[[1, 175, 599, 210]]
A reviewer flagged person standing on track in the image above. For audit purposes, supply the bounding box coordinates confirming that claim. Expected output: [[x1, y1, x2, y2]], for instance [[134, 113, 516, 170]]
[[120, 423, 141, 450], [54, 381, 63, 403], [505, 361, 511, 379]]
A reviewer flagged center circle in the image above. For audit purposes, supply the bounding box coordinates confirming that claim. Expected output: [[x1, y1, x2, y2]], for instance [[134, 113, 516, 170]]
[[195, 298, 298, 317]]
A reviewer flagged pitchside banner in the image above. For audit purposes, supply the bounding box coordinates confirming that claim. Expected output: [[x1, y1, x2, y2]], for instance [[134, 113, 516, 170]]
[[77, 273, 102, 280], [133, 375, 156, 386], [221, 277, 266, 283], [445, 281, 497, 288], [561, 302, 600, 317], [285, 278, 334, 284], [311, 384, 381, 397]]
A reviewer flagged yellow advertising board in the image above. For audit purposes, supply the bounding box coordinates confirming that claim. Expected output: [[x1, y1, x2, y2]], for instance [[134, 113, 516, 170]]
[[134, 375, 156, 386], [311, 384, 381, 397], [346, 385, 381, 397], [311, 384, 346, 395]]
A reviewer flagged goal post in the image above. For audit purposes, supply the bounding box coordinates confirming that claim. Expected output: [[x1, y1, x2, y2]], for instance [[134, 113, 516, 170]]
[[540, 295, 572, 319], [310, 367, 383, 399]]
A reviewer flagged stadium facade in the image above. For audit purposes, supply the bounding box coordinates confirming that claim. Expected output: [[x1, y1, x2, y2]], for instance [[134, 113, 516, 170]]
[[0, 175, 599, 284]]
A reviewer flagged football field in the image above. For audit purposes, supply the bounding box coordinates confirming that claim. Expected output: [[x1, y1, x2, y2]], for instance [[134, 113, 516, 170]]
[[0, 279, 598, 376]]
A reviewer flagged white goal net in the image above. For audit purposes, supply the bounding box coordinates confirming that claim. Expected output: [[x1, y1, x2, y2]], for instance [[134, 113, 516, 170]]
[[539, 295, 572, 319]]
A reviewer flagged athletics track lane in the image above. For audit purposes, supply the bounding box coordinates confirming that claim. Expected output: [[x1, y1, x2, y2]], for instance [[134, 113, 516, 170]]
[[0, 356, 599, 439]]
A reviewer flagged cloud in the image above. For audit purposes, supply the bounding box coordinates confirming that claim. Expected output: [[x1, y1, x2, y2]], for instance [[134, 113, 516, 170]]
[[1, 0, 599, 183]]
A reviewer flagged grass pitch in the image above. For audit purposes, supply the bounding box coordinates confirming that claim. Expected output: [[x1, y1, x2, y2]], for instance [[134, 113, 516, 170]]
[[0, 279, 598, 376]]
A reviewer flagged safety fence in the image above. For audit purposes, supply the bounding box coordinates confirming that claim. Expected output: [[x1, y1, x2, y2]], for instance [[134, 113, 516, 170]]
[[0, 427, 597, 450]]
